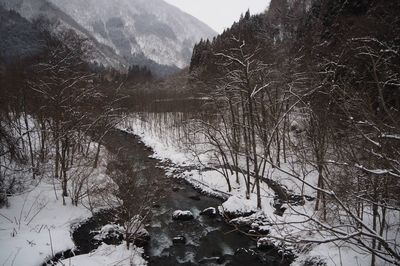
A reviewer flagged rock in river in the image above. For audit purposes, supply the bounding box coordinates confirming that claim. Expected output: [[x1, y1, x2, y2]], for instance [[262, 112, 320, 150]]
[[172, 235, 186, 244], [189, 194, 201, 201], [133, 228, 150, 247], [172, 186, 181, 192], [172, 210, 194, 221], [257, 237, 274, 250], [200, 207, 217, 217]]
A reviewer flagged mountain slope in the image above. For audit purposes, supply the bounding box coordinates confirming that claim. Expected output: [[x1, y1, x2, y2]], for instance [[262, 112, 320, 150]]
[[0, 0, 128, 69], [48, 0, 216, 68], [0, 6, 46, 64], [0, 0, 216, 73]]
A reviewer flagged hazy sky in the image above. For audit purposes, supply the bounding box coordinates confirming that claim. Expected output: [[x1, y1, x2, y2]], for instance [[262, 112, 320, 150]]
[[164, 0, 270, 33]]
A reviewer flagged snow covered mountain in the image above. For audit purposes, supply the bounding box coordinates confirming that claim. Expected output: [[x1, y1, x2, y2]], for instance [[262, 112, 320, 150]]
[[0, 0, 216, 74]]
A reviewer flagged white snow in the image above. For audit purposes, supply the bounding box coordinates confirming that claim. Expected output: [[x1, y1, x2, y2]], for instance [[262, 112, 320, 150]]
[[292, 242, 372, 266], [56, 242, 146, 266], [0, 180, 91, 266], [220, 195, 258, 216], [172, 210, 194, 219]]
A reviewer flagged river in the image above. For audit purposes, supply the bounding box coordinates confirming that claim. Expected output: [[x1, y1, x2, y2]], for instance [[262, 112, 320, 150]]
[[102, 128, 291, 265], [46, 128, 291, 265]]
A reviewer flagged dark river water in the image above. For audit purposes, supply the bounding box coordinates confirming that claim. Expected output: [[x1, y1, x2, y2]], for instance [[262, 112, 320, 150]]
[[103, 128, 290, 266], [48, 128, 291, 266]]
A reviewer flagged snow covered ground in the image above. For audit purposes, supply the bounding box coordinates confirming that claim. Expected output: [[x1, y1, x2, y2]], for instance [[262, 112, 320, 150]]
[[0, 146, 148, 266], [0, 115, 147, 265], [56, 242, 146, 266], [117, 114, 392, 266], [0, 179, 91, 265]]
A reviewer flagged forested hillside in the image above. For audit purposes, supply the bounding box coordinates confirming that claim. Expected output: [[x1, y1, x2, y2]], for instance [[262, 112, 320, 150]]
[[135, 0, 399, 264]]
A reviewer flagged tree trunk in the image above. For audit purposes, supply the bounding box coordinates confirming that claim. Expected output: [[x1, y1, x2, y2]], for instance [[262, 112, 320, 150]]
[[23, 111, 35, 179], [93, 140, 102, 168]]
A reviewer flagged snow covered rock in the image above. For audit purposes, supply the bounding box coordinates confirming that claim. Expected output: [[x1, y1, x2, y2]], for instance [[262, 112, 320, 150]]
[[94, 224, 124, 245], [172, 186, 181, 192], [272, 198, 288, 216], [257, 237, 274, 250], [172, 210, 194, 221], [231, 248, 261, 264], [94, 224, 124, 240], [200, 207, 217, 217], [199, 256, 225, 264], [220, 196, 258, 218], [257, 237, 294, 261], [133, 228, 150, 247], [188, 194, 201, 201], [172, 235, 186, 244], [230, 212, 271, 235], [253, 225, 270, 235]]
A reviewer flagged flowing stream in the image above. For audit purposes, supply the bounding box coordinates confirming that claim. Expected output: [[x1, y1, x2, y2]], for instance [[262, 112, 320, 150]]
[[45, 128, 291, 265], [101, 128, 291, 266]]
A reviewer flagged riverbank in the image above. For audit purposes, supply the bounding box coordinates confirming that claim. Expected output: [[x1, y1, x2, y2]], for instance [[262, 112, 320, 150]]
[[116, 120, 296, 264], [0, 179, 92, 265], [117, 114, 375, 266], [98, 128, 292, 265], [0, 142, 147, 266]]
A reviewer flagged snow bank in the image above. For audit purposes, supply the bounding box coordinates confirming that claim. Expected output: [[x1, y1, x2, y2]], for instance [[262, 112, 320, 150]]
[[56, 242, 146, 266], [292, 242, 371, 266], [119, 116, 192, 166], [220, 196, 258, 217], [0, 180, 91, 266], [0, 140, 139, 265]]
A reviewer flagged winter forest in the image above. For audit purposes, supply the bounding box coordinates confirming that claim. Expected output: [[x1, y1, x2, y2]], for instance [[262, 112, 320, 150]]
[[0, 0, 399, 266]]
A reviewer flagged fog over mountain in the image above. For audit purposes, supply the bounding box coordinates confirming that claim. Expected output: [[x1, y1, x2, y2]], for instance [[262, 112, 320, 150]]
[[0, 0, 216, 75]]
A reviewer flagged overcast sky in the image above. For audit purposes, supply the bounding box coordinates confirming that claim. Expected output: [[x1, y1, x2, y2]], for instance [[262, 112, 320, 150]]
[[164, 0, 270, 33]]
